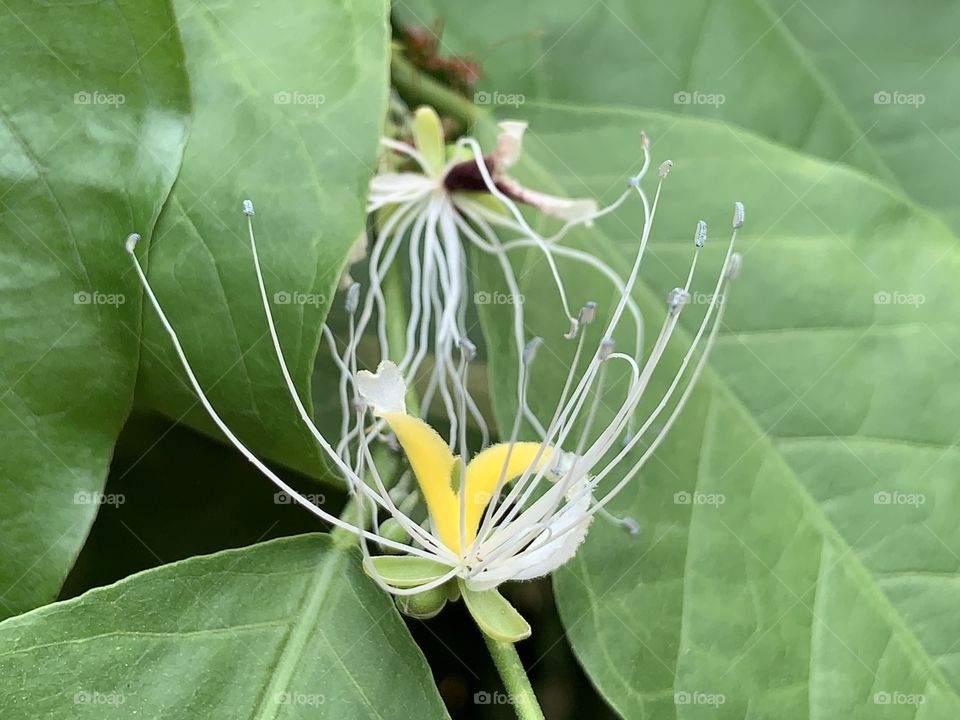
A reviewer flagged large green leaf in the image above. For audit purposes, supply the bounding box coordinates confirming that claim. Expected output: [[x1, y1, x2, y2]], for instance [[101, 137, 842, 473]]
[[395, 0, 891, 185], [135, 0, 389, 479], [0, 0, 190, 618], [398, 0, 960, 233], [0, 534, 450, 719], [475, 103, 960, 717], [765, 0, 960, 232]]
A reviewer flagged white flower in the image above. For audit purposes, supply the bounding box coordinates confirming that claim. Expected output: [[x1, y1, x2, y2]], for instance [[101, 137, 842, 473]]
[[123, 112, 745, 639], [359, 107, 651, 450]]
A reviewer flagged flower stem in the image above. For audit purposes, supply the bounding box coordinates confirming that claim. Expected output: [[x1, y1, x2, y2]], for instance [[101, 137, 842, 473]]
[[483, 634, 545, 720], [391, 50, 482, 131]]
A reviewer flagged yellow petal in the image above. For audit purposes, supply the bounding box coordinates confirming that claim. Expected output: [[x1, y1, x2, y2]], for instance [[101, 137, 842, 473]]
[[462, 442, 550, 545], [380, 411, 460, 551]]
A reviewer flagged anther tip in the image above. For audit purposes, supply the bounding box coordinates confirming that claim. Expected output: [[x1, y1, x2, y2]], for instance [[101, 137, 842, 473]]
[[694, 220, 707, 248], [732, 201, 745, 229], [621, 516, 640, 537], [563, 317, 580, 340], [639, 131, 650, 151], [667, 287, 689, 315], [124, 233, 141, 253], [598, 337, 616, 360], [242, 199, 255, 216], [658, 160, 673, 178], [345, 282, 361, 313], [522, 337, 543, 365], [459, 337, 477, 361], [578, 301, 597, 326]]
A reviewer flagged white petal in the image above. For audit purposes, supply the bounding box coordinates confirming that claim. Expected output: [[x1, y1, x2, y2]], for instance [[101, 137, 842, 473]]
[[493, 121, 528, 169], [355, 360, 407, 415], [466, 484, 594, 591], [369, 172, 435, 198], [497, 176, 598, 225]]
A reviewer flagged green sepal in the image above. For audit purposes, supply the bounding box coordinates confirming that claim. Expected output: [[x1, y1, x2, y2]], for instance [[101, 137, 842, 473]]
[[366, 555, 451, 588], [459, 580, 531, 642]]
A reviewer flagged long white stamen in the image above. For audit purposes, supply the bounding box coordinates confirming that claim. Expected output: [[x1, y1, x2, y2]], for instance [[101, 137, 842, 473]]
[[124, 232, 440, 559]]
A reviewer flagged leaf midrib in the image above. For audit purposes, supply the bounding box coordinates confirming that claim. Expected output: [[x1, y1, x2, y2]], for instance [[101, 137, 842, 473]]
[[250, 541, 348, 720]]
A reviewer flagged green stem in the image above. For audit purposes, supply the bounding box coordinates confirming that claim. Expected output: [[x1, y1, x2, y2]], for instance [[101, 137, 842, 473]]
[[483, 635, 545, 720], [391, 50, 482, 130]]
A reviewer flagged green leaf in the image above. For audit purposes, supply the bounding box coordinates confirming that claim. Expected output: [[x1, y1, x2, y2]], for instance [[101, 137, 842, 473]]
[[0, 0, 190, 618], [0, 535, 450, 719], [475, 104, 960, 716], [396, 0, 892, 186], [399, 1, 960, 234], [460, 581, 531, 643], [763, 0, 960, 231], [134, 0, 390, 479]]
